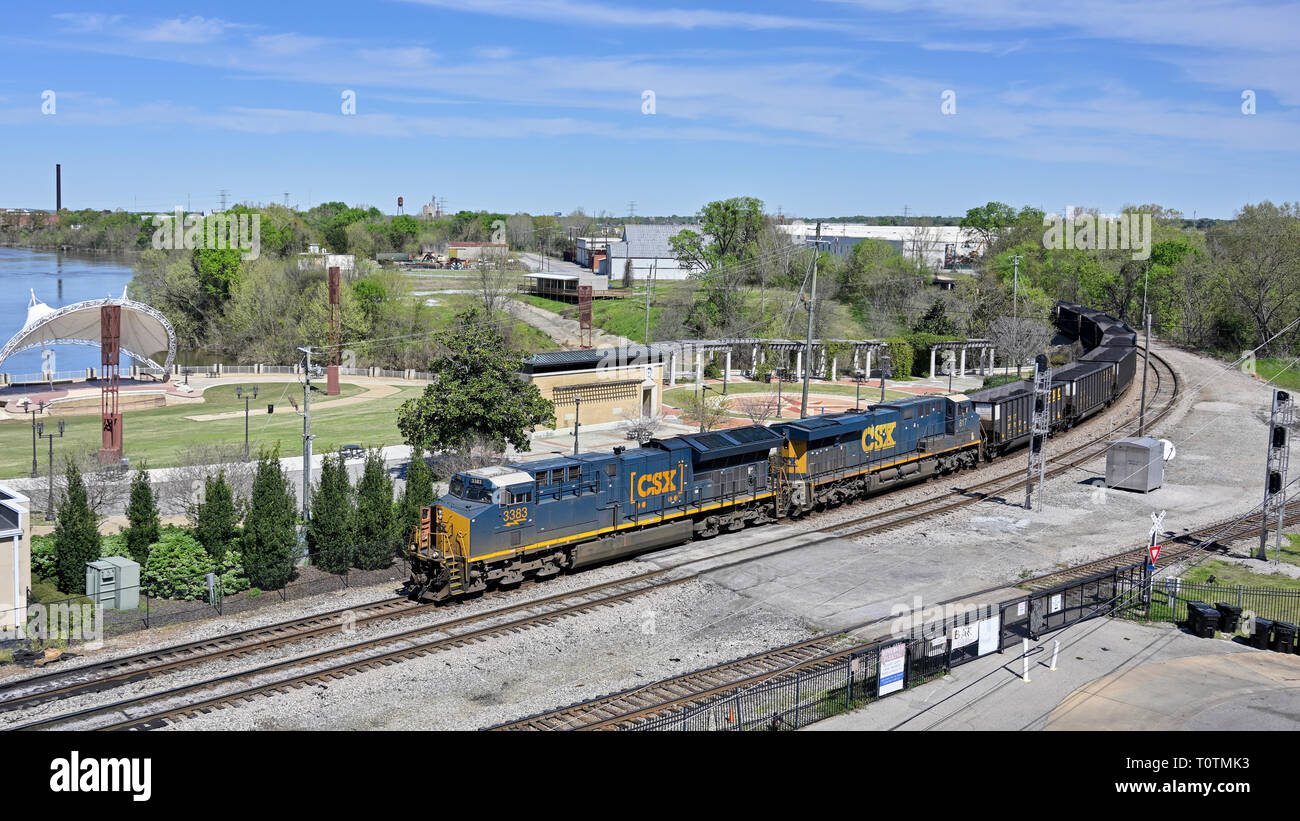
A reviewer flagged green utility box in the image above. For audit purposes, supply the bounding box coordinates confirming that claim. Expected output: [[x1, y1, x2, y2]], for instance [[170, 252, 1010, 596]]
[[85, 556, 141, 610]]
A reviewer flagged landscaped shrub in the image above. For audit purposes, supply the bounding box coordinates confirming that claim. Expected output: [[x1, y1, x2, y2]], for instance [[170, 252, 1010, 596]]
[[30, 535, 57, 583], [141, 527, 218, 601], [878, 337, 914, 380]]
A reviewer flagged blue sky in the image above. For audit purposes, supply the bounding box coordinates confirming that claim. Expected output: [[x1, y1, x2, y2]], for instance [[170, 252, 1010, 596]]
[[1, 1, 1297, 218]]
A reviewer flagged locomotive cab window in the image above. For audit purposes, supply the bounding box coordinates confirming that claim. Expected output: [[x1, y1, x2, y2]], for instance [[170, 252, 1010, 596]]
[[604, 463, 618, 477]]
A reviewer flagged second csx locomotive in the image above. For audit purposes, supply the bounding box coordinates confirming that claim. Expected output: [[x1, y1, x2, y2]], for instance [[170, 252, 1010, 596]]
[[408, 300, 1140, 602]]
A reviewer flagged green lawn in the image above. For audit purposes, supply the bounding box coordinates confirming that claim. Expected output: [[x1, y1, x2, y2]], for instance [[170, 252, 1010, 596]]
[[1252, 357, 1300, 392], [1181, 558, 1300, 593], [518, 293, 658, 344], [0, 381, 427, 478]]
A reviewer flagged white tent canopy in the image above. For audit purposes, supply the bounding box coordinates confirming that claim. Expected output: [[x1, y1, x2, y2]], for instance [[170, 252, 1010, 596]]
[[0, 290, 176, 372]]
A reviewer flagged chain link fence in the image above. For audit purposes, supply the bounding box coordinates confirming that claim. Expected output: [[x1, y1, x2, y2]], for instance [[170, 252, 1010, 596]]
[[3, 541, 410, 644]]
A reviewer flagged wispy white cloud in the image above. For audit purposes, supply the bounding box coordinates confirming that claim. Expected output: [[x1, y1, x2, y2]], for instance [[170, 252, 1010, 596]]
[[137, 16, 235, 44], [400, 0, 848, 32]]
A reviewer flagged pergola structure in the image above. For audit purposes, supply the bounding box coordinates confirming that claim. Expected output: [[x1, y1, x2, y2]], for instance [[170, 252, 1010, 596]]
[[0, 290, 176, 462], [654, 335, 997, 387]]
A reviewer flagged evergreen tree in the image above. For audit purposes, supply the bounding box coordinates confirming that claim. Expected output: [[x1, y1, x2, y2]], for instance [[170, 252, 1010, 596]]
[[241, 452, 299, 590], [912, 298, 962, 336], [353, 449, 397, 570], [193, 470, 240, 560], [396, 448, 434, 557], [122, 465, 161, 564], [307, 453, 355, 574], [53, 460, 100, 595]]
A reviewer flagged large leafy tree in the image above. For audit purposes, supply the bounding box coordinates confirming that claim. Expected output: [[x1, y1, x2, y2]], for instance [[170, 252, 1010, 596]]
[[670, 197, 768, 333], [353, 450, 397, 570], [960, 201, 1017, 251], [307, 453, 355, 574], [241, 452, 299, 590], [193, 470, 240, 560], [122, 466, 160, 565], [53, 460, 100, 595], [397, 308, 554, 454]]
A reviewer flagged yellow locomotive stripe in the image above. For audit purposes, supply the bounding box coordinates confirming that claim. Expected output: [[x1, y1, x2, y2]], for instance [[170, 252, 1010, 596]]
[[468, 492, 776, 562], [466, 439, 977, 563]]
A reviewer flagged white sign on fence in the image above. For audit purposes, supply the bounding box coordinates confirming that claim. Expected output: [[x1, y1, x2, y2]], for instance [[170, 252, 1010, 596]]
[[952, 624, 978, 649], [1050, 594, 1063, 614], [978, 615, 1000, 656], [879, 642, 907, 696]]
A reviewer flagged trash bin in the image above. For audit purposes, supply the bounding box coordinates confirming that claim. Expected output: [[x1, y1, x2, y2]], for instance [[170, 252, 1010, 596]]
[[1250, 617, 1274, 650], [1215, 603, 1242, 634], [1194, 607, 1219, 639], [1271, 621, 1296, 654]]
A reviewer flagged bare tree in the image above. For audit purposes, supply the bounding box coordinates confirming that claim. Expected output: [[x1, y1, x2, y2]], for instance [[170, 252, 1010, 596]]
[[162, 443, 259, 516], [989, 316, 1054, 376], [622, 415, 663, 445], [475, 246, 515, 317], [679, 391, 732, 432], [736, 393, 781, 425]]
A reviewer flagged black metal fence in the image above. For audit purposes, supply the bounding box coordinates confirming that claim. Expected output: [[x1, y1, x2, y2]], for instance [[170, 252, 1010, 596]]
[[1137, 578, 1300, 629], [630, 563, 1149, 731]]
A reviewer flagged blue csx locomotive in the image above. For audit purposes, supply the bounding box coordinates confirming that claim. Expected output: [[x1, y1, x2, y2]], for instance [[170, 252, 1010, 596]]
[[408, 300, 1139, 602], [408, 394, 982, 600]]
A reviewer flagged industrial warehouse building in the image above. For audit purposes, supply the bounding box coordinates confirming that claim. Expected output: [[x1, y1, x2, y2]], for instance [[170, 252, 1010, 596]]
[[599, 224, 701, 281], [0, 486, 30, 632], [776, 223, 984, 271], [522, 346, 665, 429]]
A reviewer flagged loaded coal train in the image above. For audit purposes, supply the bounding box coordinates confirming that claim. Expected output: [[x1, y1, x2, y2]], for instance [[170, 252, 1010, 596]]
[[407, 301, 1141, 601]]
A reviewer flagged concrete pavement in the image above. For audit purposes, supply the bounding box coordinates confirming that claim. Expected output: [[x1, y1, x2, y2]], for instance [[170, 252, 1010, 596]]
[[807, 618, 1300, 731]]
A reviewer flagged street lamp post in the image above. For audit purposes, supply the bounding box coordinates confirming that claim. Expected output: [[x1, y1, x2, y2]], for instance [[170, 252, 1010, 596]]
[[855, 369, 864, 410], [37, 418, 65, 521], [26, 400, 47, 478], [699, 384, 718, 433], [235, 386, 260, 461]]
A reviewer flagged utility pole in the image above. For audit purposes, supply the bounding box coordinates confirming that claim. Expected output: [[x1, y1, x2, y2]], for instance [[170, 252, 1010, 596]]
[[880, 354, 891, 405], [1025, 354, 1051, 510], [298, 347, 314, 521], [644, 259, 657, 345], [1139, 269, 1151, 435], [573, 395, 582, 455], [800, 222, 823, 419], [1012, 254, 1022, 376]]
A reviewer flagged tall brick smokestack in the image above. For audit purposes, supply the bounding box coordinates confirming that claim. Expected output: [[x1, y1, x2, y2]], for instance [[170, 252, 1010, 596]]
[[56, 164, 61, 211]]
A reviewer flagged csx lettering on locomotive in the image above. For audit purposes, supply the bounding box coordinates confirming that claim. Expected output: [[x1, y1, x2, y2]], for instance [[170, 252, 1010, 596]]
[[861, 422, 897, 454], [635, 469, 679, 497]]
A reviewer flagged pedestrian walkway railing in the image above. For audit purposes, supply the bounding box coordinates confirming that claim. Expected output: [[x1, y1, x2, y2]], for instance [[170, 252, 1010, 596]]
[[630, 563, 1149, 731]]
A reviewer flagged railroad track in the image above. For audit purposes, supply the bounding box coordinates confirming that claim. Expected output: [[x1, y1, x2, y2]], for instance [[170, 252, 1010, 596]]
[[490, 634, 854, 731], [493, 502, 1293, 733], [0, 595, 426, 714], [815, 349, 1179, 541], [8, 570, 681, 731]]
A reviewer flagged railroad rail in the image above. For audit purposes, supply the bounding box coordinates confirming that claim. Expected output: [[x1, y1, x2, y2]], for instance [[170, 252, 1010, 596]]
[[0, 596, 424, 714], [7, 571, 681, 731]]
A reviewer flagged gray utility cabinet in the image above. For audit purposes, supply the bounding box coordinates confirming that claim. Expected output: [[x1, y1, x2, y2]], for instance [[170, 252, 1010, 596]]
[[1106, 437, 1164, 492], [85, 556, 141, 610]]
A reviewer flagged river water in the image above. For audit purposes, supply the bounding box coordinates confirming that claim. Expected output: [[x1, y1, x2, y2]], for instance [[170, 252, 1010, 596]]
[[0, 247, 137, 377]]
